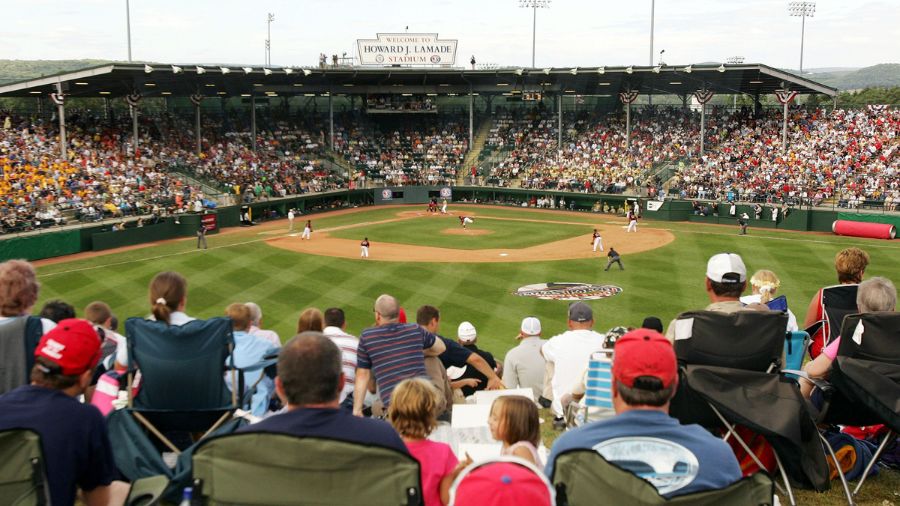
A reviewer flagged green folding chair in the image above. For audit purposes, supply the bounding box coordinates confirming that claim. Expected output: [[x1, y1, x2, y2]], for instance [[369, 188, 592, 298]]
[[0, 429, 49, 506]]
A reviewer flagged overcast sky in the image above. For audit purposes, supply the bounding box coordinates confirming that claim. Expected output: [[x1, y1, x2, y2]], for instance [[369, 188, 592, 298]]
[[3, 0, 897, 70]]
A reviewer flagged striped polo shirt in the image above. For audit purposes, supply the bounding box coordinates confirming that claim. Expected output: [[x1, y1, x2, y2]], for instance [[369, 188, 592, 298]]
[[358, 322, 436, 407]]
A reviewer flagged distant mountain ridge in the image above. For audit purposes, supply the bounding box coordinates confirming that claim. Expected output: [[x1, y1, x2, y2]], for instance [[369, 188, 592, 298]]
[[1, 59, 898, 91]]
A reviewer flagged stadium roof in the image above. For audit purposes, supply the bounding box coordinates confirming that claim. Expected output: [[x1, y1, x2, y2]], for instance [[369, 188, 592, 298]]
[[0, 62, 836, 100]]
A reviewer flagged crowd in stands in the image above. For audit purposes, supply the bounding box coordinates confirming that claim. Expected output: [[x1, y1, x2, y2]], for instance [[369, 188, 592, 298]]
[[669, 107, 899, 207], [333, 116, 467, 187], [1, 241, 897, 504], [1, 104, 896, 236]]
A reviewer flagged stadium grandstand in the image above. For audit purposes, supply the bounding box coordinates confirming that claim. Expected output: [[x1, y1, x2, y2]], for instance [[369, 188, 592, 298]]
[[1, 53, 899, 506]]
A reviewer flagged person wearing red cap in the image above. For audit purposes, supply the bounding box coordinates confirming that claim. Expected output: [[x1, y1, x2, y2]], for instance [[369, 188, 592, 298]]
[[545, 329, 741, 498], [0, 318, 126, 506]]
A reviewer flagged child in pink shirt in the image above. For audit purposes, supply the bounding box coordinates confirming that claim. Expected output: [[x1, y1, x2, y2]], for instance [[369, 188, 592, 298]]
[[389, 378, 471, 506]]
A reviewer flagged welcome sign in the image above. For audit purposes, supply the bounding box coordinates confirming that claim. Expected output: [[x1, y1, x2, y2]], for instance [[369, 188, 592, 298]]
[[357, 33, 457, 66]]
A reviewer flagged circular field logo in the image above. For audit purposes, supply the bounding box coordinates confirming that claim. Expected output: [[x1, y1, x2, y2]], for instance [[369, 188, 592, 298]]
[[512, 282, 623, 301]]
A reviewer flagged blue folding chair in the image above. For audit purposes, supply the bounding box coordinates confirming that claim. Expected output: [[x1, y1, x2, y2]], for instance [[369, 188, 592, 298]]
[[783, 331, 809, 379], [567, 352, 616, 427]]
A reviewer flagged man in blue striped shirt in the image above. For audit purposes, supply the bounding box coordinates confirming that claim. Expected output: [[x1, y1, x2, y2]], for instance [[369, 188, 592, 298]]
[[353, 294, 446, 416]]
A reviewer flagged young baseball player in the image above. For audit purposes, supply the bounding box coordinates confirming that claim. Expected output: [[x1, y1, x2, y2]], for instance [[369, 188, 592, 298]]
[[287, 209, 295, 231], [441, 199, 448, 214], [301, 220, 312, 240], [591, 228, 603, 252], [459, 215, 474, 229], [361, 237, 370, 258], [626, 210, 638, 233]]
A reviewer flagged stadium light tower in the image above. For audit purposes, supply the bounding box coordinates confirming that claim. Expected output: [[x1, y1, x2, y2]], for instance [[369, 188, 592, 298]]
[[125, 0, 132, 62], [265, 13, 275, 66], [788, 1, 815, 73], [519, 0, 551, 68]]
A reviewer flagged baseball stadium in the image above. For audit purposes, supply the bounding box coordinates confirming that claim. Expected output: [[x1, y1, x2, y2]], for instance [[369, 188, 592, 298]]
[[1, 2, 899, 505]]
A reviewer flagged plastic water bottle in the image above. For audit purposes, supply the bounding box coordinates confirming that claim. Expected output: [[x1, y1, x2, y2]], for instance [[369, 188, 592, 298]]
[[179, 487, 192, 506]]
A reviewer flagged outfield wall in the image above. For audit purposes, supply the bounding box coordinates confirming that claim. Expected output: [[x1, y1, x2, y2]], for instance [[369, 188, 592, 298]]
[[2, 187, 893, 262]]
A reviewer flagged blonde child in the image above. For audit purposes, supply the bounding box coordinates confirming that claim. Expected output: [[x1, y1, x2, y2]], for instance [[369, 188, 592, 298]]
[[389, 378, 471, 506], [488, 395, 543, 467]]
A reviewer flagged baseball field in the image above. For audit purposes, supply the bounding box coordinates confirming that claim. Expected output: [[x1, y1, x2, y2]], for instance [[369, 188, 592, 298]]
[[34, 203, 900, 352], [31, 203, 900, 504]]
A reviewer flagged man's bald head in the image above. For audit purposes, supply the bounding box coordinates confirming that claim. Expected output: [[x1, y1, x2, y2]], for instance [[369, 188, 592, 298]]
[[374, 294, 400, 322]]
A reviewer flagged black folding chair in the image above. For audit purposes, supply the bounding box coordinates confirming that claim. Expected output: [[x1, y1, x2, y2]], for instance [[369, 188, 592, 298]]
[[668, 310, 830, 506]]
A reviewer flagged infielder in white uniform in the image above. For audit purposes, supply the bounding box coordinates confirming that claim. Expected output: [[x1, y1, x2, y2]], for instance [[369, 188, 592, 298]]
[[287, 209, 295, 231], [591, 228, 603, 252], [301, 220, 312, 240], [441, 199, 448, 214], [626, 211, 638, 233], [360, 237, 370, 258]]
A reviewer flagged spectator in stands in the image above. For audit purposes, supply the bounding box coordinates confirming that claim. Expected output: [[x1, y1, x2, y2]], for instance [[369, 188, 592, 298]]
[[800, 277, 896, 399], [388, 378, 470, 506], [416, 305, 503, 397], [803, 247, 869, 356], [489, 395, 543, 467], [149, 271, 194, 326], [322, 307, 359, 407], [545, 328, 742, 497], [225, 303, 279, 417], [352, 294, 446, 416], [245, 302, 281, 348], [542, 302, 606, 429], [0, 260, 56, 335], [38, 299, 76, 323], [740, 270, 799, 331], [238, 331, 407, 452], [453, 321, 499, 398], [664, 253, 749, 343], [502, 317, 547, 400], [297, 307, 325, 333], [0, 319, 128, 505]]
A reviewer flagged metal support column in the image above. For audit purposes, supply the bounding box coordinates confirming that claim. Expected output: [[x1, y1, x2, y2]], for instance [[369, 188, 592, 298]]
[[700, 102, 706, 156], [328, 92, 334, 148], [195, 103, 202, 156], [104, 98, 111, 121], [250, 96, 257, 151], [557, 94, 562, 148], [131, 105, 139, 157], [468, 91, 474, 147], [55, 82, 67, 160], [625, 101, 631, 149], [782, 96, 789, 153]]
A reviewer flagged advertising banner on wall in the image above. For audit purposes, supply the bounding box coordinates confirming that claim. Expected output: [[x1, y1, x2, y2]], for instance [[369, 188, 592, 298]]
[[357, 33, 457, 66]]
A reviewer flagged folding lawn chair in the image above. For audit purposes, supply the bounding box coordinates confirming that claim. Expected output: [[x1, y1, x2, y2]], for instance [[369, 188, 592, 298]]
[[0, 429, 49, 506], [107, 317, 249, 502], [668, 310, 830, 506], [0, 315, 45, 395], [806, 284, 858, 358], [191, 433, 422, 505], [549, 448, 774, 506], [794, 312, 900, 504], [565, 351, 615, 428]]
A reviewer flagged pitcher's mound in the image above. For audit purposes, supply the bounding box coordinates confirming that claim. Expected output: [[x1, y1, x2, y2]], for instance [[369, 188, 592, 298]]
[[441, 228, 493, 236]]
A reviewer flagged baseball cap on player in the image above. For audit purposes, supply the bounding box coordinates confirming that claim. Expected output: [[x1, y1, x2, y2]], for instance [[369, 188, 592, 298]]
[[520, 317, 541, 336], [612, 329, 677, 390], [706, 253, 747, 284], [567, 302, 593, 323], [34, 318, 102, 376], [458, 321, 477, 343]]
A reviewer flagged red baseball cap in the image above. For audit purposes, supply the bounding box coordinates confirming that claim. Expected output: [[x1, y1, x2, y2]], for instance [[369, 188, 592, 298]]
[[451, 461, 553, 506], [612, 329, 677, 389], [398, 307, 407, 324], [34, 318, 102, 376]]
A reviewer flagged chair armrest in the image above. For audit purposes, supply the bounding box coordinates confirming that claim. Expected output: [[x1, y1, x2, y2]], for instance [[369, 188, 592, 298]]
[[781, 370, 833, 392]]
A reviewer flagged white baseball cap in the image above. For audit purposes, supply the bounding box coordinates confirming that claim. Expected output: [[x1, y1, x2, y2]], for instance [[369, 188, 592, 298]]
[[458, 321, 477, 343], [520, 317, 542, 336], [446, 366, 468, 380], [706, 253, 747, 284]]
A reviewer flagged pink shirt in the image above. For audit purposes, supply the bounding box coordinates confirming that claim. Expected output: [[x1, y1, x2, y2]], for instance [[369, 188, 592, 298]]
[[405, 439, 457, 506], [823, 336, 841, 360]]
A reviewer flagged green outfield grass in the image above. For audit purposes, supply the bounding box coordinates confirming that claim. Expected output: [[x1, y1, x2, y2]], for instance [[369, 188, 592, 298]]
[[31, 203, 900, 504]]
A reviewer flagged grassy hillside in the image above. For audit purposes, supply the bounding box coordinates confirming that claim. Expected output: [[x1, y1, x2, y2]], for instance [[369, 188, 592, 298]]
[[0, 59, 115, 84], [806, 64, 900, 90]]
